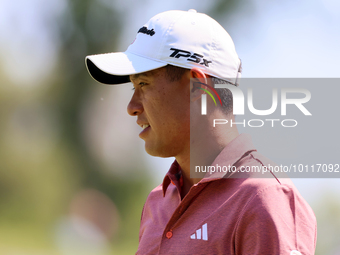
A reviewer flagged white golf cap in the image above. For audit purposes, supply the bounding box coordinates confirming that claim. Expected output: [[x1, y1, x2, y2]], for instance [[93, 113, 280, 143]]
[[85, 9, 241, 85]]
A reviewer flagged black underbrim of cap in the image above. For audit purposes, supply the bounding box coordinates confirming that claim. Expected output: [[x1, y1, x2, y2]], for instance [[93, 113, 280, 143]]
[[86, 59, 130, 85]]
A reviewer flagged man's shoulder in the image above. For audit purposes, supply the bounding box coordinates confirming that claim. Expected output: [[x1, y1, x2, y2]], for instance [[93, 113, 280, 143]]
[[234, 150, 301, 199], [214, 148, 309, 211]]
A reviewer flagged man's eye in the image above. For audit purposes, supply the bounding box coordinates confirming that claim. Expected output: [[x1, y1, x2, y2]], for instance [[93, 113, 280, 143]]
[[131, 82, 147, 91]]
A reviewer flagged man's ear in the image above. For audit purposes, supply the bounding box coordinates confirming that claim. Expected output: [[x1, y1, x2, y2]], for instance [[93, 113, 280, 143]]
[[190, 68, 208, 102]]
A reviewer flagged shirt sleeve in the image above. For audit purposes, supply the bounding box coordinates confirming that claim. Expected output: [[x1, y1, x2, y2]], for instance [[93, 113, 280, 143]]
[[234, 183, 317, 255]]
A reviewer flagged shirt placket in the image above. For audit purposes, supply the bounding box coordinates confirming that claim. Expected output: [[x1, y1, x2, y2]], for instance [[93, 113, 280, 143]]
[[158, 181, 209, 253]]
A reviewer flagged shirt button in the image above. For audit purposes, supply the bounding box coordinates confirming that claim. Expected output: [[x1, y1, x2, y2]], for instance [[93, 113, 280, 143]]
[[166, 231, 173, 239]]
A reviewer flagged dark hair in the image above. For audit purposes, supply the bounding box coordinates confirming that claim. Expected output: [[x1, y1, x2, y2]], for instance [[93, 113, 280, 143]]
[[165, 63, 243, 115], [211, 77, 234, 115], [165, 65, 188, 82], [212, 60, 242, 115]]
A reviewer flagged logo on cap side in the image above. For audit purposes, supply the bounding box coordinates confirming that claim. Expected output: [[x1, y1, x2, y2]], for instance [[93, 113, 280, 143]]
[[169, 48, 212, 67], [138, 26, 155, 36]]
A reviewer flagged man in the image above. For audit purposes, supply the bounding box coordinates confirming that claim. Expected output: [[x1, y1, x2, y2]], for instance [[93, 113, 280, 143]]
[[85, 9, 317, 254]]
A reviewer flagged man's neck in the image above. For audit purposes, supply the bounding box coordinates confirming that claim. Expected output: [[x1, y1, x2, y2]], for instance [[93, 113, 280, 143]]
[[175, 117, 239, 199]]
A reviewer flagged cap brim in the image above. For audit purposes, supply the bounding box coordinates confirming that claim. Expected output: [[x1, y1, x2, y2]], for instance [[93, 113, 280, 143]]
[[85, 52, 167, 85]]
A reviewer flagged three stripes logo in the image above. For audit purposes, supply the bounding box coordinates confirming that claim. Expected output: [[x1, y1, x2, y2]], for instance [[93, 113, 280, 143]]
[[190, 223, 208, 241]]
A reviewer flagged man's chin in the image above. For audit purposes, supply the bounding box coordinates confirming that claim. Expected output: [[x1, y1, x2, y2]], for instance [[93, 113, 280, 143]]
[[144, 144, 174, 158]]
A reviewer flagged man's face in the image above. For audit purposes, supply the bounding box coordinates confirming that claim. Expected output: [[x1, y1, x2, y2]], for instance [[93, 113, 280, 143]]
[[128, 67, 191, 158]]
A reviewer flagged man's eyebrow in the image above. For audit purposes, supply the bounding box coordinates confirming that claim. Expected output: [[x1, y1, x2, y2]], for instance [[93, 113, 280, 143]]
[[130, 73, 149, 82]]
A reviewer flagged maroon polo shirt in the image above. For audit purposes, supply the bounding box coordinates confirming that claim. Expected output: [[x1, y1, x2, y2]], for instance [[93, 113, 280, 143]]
[[136, 134, 317, 255]]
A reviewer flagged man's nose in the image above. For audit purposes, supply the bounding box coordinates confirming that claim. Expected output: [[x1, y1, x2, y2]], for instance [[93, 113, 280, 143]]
[[127, 92, 143, 116]]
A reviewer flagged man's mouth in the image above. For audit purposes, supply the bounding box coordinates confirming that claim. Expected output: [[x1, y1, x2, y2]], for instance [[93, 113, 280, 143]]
[[139, 123, 151, 138], [142, 124, 150, 130]]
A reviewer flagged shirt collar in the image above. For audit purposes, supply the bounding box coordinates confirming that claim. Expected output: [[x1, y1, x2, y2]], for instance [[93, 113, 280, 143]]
[[162, 133, 256, 196], [162, 160, 182, 197], [200, 133, 256, 182]]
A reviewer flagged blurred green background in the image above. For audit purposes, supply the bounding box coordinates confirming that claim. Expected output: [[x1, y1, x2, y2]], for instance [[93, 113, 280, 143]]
[[0, 0, 339, 254]]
